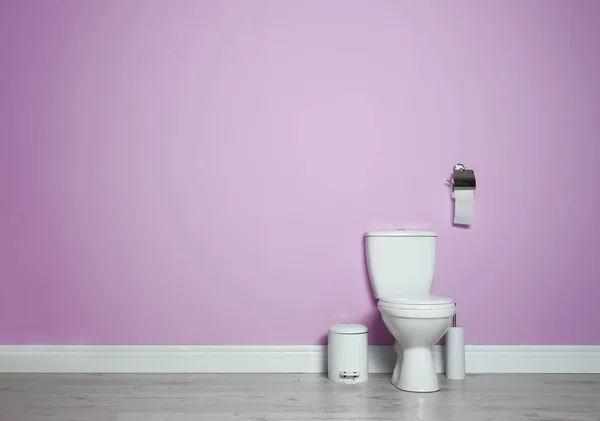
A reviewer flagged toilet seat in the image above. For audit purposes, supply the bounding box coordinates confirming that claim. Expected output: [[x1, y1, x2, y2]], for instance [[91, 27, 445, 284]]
[[378, 295, 455, 318], [379, 294, 454, 308]]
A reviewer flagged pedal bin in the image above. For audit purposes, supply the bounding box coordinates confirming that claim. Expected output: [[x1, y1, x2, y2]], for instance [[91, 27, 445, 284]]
[[327, 324, 368, 384]]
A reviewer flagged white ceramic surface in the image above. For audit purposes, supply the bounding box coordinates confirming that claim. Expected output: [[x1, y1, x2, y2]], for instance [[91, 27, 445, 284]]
[[365, 231, 455, 392]]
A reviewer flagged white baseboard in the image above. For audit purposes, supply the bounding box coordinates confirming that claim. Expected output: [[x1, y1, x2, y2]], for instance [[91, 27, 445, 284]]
[[0, 345, 598, 374]]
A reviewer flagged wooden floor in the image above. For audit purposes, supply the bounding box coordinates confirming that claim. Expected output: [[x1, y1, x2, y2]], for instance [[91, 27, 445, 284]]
[[0, 373, 599, 421]]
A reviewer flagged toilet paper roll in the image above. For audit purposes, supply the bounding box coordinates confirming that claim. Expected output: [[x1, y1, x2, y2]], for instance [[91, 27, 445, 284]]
[[453, 189, 474, 225], [445, 327, 465, 380]]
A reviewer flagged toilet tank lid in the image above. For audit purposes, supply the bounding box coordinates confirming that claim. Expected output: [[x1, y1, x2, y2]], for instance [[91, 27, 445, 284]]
[[328, 324, 368, 334], [365, 230, 437, 237]]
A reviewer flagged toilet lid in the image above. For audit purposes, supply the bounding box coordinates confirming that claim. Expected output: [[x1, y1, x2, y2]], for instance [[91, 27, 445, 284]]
[[379, 295, 454, 306]]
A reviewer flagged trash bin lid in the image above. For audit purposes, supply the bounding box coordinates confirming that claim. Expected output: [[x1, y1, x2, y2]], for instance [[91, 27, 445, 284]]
[[329, 324, 368, 334]]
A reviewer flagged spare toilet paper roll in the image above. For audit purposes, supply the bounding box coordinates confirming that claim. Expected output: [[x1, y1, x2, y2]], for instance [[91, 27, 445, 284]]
[[445, 327, 465, 380], [453, 189, 474, 225]]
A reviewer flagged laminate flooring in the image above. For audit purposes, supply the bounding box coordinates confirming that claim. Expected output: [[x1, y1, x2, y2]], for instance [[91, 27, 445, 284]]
[[1, 373, 599, 421]]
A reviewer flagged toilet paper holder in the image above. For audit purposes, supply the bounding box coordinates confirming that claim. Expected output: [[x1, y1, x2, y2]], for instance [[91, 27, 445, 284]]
[[448, 163, 476, 193]]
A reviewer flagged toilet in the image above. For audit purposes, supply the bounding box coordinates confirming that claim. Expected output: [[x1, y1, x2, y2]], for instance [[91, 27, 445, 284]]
[[365, 230, 455, 393]]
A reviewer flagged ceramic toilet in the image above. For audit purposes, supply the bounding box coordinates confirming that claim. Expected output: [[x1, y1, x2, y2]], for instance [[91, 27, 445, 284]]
[[365, 230, 455, 392]]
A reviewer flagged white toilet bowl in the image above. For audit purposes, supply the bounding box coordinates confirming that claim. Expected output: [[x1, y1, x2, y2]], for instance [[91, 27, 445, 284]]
[[364, 229, 454, 392], [378, 295, 455, 392]]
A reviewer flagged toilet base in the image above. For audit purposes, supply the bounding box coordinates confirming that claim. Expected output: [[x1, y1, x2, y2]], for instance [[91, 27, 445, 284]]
[[391, 346, 439, 392]]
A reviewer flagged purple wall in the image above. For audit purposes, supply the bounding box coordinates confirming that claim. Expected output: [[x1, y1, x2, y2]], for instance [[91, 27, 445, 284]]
[[1, 0, 599, 346]]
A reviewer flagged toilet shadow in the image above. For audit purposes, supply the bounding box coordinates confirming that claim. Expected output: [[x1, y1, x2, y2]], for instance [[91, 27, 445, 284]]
[[361, 238, 394, 345]]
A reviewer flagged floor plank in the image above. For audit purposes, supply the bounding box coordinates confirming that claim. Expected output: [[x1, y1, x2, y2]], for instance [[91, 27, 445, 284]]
[[0, 373, 598, 420]]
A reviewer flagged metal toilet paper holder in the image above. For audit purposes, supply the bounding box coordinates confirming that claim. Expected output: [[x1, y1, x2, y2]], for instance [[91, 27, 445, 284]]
[[448, 163, 476, 194]]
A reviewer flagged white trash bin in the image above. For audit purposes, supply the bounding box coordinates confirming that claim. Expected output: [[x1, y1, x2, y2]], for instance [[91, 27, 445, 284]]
[[327, 324, 368, 384]]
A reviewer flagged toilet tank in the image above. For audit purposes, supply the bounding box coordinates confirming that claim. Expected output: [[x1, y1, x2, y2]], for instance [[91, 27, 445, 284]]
[[364, 230, 437, 299]]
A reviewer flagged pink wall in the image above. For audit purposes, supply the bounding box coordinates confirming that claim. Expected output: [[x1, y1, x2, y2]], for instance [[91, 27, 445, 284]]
[[1, 0, 599, 346]]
